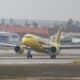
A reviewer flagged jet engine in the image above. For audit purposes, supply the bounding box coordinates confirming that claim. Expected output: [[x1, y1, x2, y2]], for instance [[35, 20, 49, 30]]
[[49, 47, 57, 53], [14, 45, 24, 54]]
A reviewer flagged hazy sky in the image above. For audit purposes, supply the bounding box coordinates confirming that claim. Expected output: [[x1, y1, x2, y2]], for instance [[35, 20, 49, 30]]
[[0, 0, 80, 21]]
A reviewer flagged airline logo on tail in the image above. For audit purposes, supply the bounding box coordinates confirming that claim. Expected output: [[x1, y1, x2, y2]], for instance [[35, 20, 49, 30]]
[[53, 27, 62, 45]]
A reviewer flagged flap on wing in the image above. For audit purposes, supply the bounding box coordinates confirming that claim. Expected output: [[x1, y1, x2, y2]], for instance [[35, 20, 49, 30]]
[[0, 43, 27, 49]]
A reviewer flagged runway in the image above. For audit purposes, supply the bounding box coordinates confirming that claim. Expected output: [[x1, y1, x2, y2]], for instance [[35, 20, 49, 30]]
[[0, 49, 80, 55], [0, 49, 80, 79], [0, 49, 80, 64], [1, 53, 80, 58], [0, 59, 74, 65]]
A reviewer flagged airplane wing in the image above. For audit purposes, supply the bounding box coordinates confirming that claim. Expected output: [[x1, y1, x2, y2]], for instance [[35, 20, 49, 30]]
[[0, 43, 16, 47], [42, 44, 80, 50], [0, 43, 28, 49], [60, 45, 80, 49], [0, 43, 16, 50]]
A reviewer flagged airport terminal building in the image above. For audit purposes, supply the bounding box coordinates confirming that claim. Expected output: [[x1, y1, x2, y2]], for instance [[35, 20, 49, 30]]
[[0, 32, 19, 44], [0, 25, 80, 44]]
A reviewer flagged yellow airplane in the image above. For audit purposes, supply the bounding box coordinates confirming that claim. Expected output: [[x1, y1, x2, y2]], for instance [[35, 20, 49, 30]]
[[14, 28, 62, 59], [14, 27, 80, 59]]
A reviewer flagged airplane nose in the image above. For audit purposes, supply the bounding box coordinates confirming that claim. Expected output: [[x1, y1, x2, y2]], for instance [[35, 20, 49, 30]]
[[22, 38, 27, 45]]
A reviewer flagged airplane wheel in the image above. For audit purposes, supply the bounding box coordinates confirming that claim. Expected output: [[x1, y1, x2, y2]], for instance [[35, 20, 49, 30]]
[[26, 48, 32, 59], [30, 54, 32, 59], [50, 54, 56, 59], [27, 53, 32, 59]]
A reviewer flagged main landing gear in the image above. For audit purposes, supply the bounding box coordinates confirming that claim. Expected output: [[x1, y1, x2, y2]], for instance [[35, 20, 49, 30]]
[[26, 48, 32, 59], [50, 53, 56, 59]]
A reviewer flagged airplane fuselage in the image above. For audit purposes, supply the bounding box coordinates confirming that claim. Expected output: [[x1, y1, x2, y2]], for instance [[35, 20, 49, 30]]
[[22, 34, 59, 54]]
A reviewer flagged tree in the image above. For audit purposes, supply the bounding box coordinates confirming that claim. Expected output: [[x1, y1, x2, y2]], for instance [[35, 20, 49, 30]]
[[1, 18, 5, 25], [9, 18, 16, 25], [66, 18, 74, 32], [32, 21, 38, 27], [24, 19, 28, 26], [74, 21, 80, 32], [53, 23, 59, 33]]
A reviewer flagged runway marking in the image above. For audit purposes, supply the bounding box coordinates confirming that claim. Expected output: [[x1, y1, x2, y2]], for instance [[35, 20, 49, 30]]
[[0, 59, 74, 65], [0, 56, 80, 59]]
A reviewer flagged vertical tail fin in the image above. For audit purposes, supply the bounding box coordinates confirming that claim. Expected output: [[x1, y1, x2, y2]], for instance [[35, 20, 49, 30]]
[[54, 27, 62, 45]]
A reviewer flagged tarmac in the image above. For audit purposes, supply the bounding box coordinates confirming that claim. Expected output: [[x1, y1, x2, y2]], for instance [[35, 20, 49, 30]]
[[0, 49, 80, 79]]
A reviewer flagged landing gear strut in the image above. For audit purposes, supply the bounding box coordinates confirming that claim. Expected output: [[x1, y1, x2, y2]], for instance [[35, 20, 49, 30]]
[[50, 53, 56, 59], [26, 48, 32, 59]]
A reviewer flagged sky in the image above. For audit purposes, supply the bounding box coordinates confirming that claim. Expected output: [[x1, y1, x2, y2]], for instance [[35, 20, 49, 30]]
[[0, 0, 80, 21]]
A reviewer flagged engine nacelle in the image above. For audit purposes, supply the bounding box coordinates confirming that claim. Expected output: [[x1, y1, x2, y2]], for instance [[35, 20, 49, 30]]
[[14, 46, 24, 54], [49, 47, 57, 53]]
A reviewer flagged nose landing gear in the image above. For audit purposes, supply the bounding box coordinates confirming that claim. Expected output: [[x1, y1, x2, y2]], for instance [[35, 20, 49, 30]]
[[26, 48, 32, 59]]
